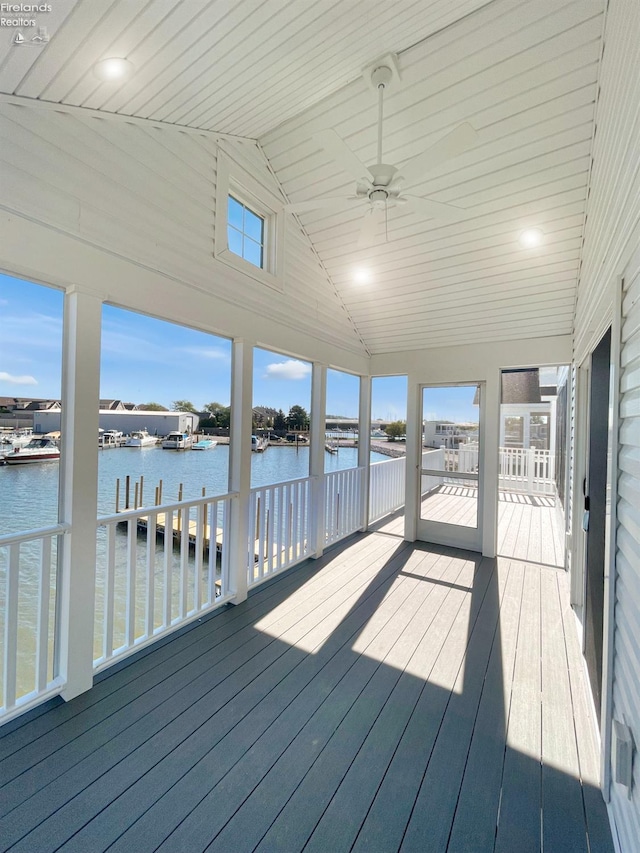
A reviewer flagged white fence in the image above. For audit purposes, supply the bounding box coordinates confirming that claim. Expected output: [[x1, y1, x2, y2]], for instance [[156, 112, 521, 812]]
[[369, 457, 406, 522], [499, 447, 555, 495], [248, 477, 313, 586], [324, 467, 366, 546], [95, 493, 235, 670], [0, 524, 68, 718]]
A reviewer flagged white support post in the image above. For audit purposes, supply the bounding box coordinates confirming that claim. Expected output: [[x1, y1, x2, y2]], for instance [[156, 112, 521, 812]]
[[57, 290, 102, 701], [482, 372, 500, 558], [358, 376, 372, 530], [227, 339, 253, 605], [404, 375, 420, 542], [310, 363, 327, 558]]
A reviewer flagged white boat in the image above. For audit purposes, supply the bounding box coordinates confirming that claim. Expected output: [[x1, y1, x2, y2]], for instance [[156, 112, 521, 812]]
[[251, 435, 268, 452], [162, 431, 193, 450], [192, 438, 217, 450], [125, 430, 157, 447], [0, 429, 33, 449], [4, 437, 60, 464]]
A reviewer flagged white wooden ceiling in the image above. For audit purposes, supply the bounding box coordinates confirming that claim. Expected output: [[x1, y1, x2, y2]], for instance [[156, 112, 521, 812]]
[[0, 0, 605, 355]]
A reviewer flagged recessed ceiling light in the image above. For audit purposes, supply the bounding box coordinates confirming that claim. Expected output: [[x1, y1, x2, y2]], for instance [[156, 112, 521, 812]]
[[93, 57, 133, 82], [353, 267, 371, 284], [519, 228, 544, 248]]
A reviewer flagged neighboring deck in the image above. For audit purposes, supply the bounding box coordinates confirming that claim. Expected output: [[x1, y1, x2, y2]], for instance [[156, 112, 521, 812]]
[[0, 518, 611, 852]]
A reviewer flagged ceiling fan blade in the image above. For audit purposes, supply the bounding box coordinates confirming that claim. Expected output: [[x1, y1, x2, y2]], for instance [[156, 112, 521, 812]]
[[357, 206, 384, 249], [315, 129, 374, 184], [402, 194, 470, 222], [396, 122, 477, 187], [284, 196, 361, 213]]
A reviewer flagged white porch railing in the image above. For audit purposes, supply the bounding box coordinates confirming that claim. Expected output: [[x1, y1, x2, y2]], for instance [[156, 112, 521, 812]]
[[499, 447, 556, 495], [248, 477, 313, 587], [324, 466, 366, 546], [369, 456, 406, 522], [0, 524, 69, 719], [94, 493, 235, 670]]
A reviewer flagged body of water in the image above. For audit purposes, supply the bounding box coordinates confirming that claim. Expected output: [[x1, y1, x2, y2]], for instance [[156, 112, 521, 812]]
[[0, 444, 390, 700], [0, 443, 388, 536]]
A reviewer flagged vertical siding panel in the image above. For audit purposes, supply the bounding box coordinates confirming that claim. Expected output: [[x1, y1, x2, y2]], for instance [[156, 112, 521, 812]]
[[610, 248, 640, 850]]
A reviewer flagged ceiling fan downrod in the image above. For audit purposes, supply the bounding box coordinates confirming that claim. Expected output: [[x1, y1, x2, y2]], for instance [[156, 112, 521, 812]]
[[371, 64, 392, 166]]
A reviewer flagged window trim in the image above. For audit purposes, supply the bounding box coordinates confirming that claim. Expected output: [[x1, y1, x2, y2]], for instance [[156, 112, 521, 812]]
[[214, 151, 285, 292]]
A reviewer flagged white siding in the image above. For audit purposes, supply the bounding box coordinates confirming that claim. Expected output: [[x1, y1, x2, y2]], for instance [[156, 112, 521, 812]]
[[610, 247, 640, 852], [573, 1, 640, 849], [0, 102, 366, 362]]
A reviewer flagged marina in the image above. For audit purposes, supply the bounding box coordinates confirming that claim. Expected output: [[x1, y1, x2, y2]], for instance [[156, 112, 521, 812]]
[[0, 443, 387, 536]]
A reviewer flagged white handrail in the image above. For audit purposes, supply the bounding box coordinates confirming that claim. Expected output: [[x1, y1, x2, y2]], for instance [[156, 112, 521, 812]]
[[94, 493, 235, 670], [324, 466, 366, 546], [1, 526, 69, 717], [0, 523, 70, 547], [248, 477, 313, 587], [369, 456, 406, 523]]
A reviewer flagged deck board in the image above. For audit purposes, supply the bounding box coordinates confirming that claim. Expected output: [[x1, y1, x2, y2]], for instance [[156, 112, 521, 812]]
[[0, 519, 612, 853]]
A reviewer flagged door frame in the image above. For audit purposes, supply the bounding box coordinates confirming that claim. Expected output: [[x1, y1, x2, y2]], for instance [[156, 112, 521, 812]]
[[414, 381, 485, 553], [570, 283, 622, 799]]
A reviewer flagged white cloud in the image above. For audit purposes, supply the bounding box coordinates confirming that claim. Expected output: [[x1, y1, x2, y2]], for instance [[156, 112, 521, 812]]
[[182, 346, 230, 361], [0, 371, 37, 386], [264, 360, 312, 381]]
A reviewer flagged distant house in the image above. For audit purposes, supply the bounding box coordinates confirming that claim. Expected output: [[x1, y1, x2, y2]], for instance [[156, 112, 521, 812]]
[[98, 399, 126, 411], [0, 398, 61, 428]]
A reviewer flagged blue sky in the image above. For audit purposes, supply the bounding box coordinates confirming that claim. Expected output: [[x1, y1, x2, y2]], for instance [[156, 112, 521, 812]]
[[0, 274, 412, 417]]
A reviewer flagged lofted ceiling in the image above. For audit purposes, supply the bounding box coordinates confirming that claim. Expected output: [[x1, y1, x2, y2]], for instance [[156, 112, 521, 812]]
[[0, 0, 606, 355]]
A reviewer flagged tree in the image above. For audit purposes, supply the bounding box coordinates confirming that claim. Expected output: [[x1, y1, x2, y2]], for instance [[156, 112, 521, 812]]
[[385, 421, 406, 441], [139, 402, 168, 411], [286, 405, 310, 430], [172, 400, 197, 413], [273, 409, 287, 431], [202, 401, 227, 414]]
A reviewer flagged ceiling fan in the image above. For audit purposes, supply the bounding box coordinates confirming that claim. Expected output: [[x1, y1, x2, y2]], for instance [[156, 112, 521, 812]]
[[285, 61, 477, 249]]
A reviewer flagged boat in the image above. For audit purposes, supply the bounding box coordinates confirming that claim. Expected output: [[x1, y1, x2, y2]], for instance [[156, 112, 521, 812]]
[[125, 429, 157, 447], [99, 429, 124, 449], [4, 437, 60, 464], [162, 431, 193, 450], [251, 435, 269, 452], [0, 429, 33, 450], [192, 438, 217, 450]]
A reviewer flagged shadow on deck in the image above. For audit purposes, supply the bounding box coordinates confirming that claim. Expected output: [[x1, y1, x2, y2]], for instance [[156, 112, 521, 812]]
[[0, 522, 612, 852]]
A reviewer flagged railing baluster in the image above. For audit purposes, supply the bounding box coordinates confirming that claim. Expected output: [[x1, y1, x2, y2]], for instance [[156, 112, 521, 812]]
[[163, 509, 172, 628], [256, 491, 265, 580], [104, 523, 116, 659], [126, 518, 137, 648], [4, 543, 21, 710], [179, 506, 189, 619], [36, 536, 52, 693], [207, 500, 216, 604], [146, 510, 156, 639], [194, 503, 204, 613]]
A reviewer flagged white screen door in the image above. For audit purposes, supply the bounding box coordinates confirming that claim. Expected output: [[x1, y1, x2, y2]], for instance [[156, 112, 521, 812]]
[[417, 383, 483, 552]]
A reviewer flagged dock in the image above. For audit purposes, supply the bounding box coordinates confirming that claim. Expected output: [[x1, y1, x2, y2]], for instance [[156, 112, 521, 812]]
[[117, 509, 287, 564]]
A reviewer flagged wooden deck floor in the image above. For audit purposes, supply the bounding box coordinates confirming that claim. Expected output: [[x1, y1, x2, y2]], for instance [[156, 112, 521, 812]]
[[420, 485, 566, 568], [0, 521, 611, 852]]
